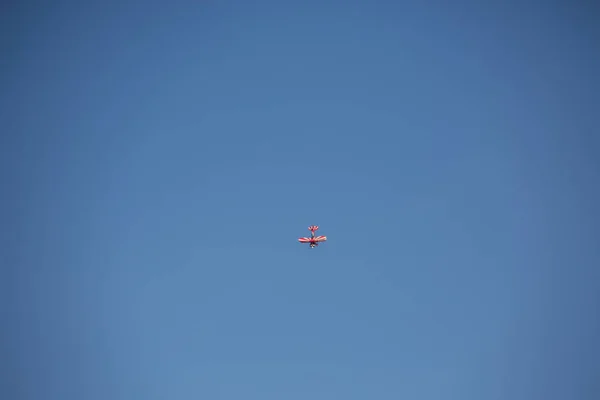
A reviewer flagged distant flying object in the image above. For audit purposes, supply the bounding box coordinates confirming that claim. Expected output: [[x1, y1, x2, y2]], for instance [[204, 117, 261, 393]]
[[298, 225, 327, 248]]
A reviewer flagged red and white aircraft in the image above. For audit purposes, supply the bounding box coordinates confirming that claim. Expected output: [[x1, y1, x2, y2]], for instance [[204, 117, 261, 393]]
[[298, 225, 327, 248]]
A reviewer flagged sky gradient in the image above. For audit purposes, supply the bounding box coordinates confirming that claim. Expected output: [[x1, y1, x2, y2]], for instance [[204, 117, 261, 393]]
[[2, 1, 599, 399]]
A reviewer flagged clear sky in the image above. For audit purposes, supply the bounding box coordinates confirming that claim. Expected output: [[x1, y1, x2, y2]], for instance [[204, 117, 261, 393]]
[[2, 1, 599, 399]]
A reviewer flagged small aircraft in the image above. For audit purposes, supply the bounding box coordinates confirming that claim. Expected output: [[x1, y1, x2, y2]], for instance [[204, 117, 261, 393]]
[[298, 225, 327, 248]]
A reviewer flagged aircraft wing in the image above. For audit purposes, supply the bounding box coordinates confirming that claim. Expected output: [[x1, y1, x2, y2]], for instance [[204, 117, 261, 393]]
[[313, 235, 327, 242], [298, 237, 313, 243]]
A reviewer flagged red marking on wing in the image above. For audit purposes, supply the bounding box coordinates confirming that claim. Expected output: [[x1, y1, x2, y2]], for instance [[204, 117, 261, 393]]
[[313, 235, 327, 242], [298, 237, 313, 243]]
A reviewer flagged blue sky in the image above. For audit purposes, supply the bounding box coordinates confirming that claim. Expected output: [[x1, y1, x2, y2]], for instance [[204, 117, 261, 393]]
[[2, 1, 599, 399]]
